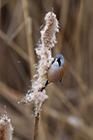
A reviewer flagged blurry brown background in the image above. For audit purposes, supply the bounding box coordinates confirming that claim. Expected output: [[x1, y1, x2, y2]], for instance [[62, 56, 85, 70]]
[[0, 0, 93, 140]]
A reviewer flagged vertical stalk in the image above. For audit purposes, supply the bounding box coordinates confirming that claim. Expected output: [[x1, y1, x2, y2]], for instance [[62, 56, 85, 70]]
[[34, 113, 40, 140]]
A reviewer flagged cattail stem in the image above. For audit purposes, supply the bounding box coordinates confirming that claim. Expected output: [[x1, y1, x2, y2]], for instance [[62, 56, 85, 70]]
[[33, 113, 40, 140], [20, 11, 59, 139]]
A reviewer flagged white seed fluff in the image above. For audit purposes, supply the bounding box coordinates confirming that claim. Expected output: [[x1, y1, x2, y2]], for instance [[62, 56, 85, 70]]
[[0, 114, 13, 140], [23, 12, 59, 116]]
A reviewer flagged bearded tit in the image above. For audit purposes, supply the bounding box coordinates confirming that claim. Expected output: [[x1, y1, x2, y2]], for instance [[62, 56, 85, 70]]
[[47, 54, 65, 83], [40, 54, 65, 92]]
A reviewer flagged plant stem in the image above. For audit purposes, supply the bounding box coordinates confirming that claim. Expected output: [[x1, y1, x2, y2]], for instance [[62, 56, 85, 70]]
[[33, 113, 40, 140]]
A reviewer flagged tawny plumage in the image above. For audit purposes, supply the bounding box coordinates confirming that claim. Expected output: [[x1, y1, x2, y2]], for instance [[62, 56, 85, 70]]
[[48, 54, 65, 83]]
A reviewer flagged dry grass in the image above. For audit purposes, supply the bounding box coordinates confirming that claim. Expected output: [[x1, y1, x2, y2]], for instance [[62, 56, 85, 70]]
[[0, 0, 93, 140]]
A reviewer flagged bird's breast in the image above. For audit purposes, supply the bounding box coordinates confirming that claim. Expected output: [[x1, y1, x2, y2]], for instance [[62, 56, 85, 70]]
[[48, 67, 64, 83]]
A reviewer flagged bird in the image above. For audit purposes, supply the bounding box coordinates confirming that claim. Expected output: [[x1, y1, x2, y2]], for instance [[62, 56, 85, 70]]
[[47, 53, 65, 83], [40, 54, 66, 91]]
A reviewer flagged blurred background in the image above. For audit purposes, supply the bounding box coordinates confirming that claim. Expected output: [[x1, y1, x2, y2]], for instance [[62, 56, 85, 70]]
[[0, 0, 93, 140]]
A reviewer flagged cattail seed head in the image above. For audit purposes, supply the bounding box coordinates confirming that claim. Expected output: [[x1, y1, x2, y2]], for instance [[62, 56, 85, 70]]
[[21, 12, 59, 116]]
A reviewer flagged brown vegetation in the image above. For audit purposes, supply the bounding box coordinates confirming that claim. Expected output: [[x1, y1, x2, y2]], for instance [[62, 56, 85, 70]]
[[0, 0, 93, 140]]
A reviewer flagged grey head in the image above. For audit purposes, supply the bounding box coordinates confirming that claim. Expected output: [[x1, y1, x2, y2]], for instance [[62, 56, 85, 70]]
[[55, 54, 64, 66]]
